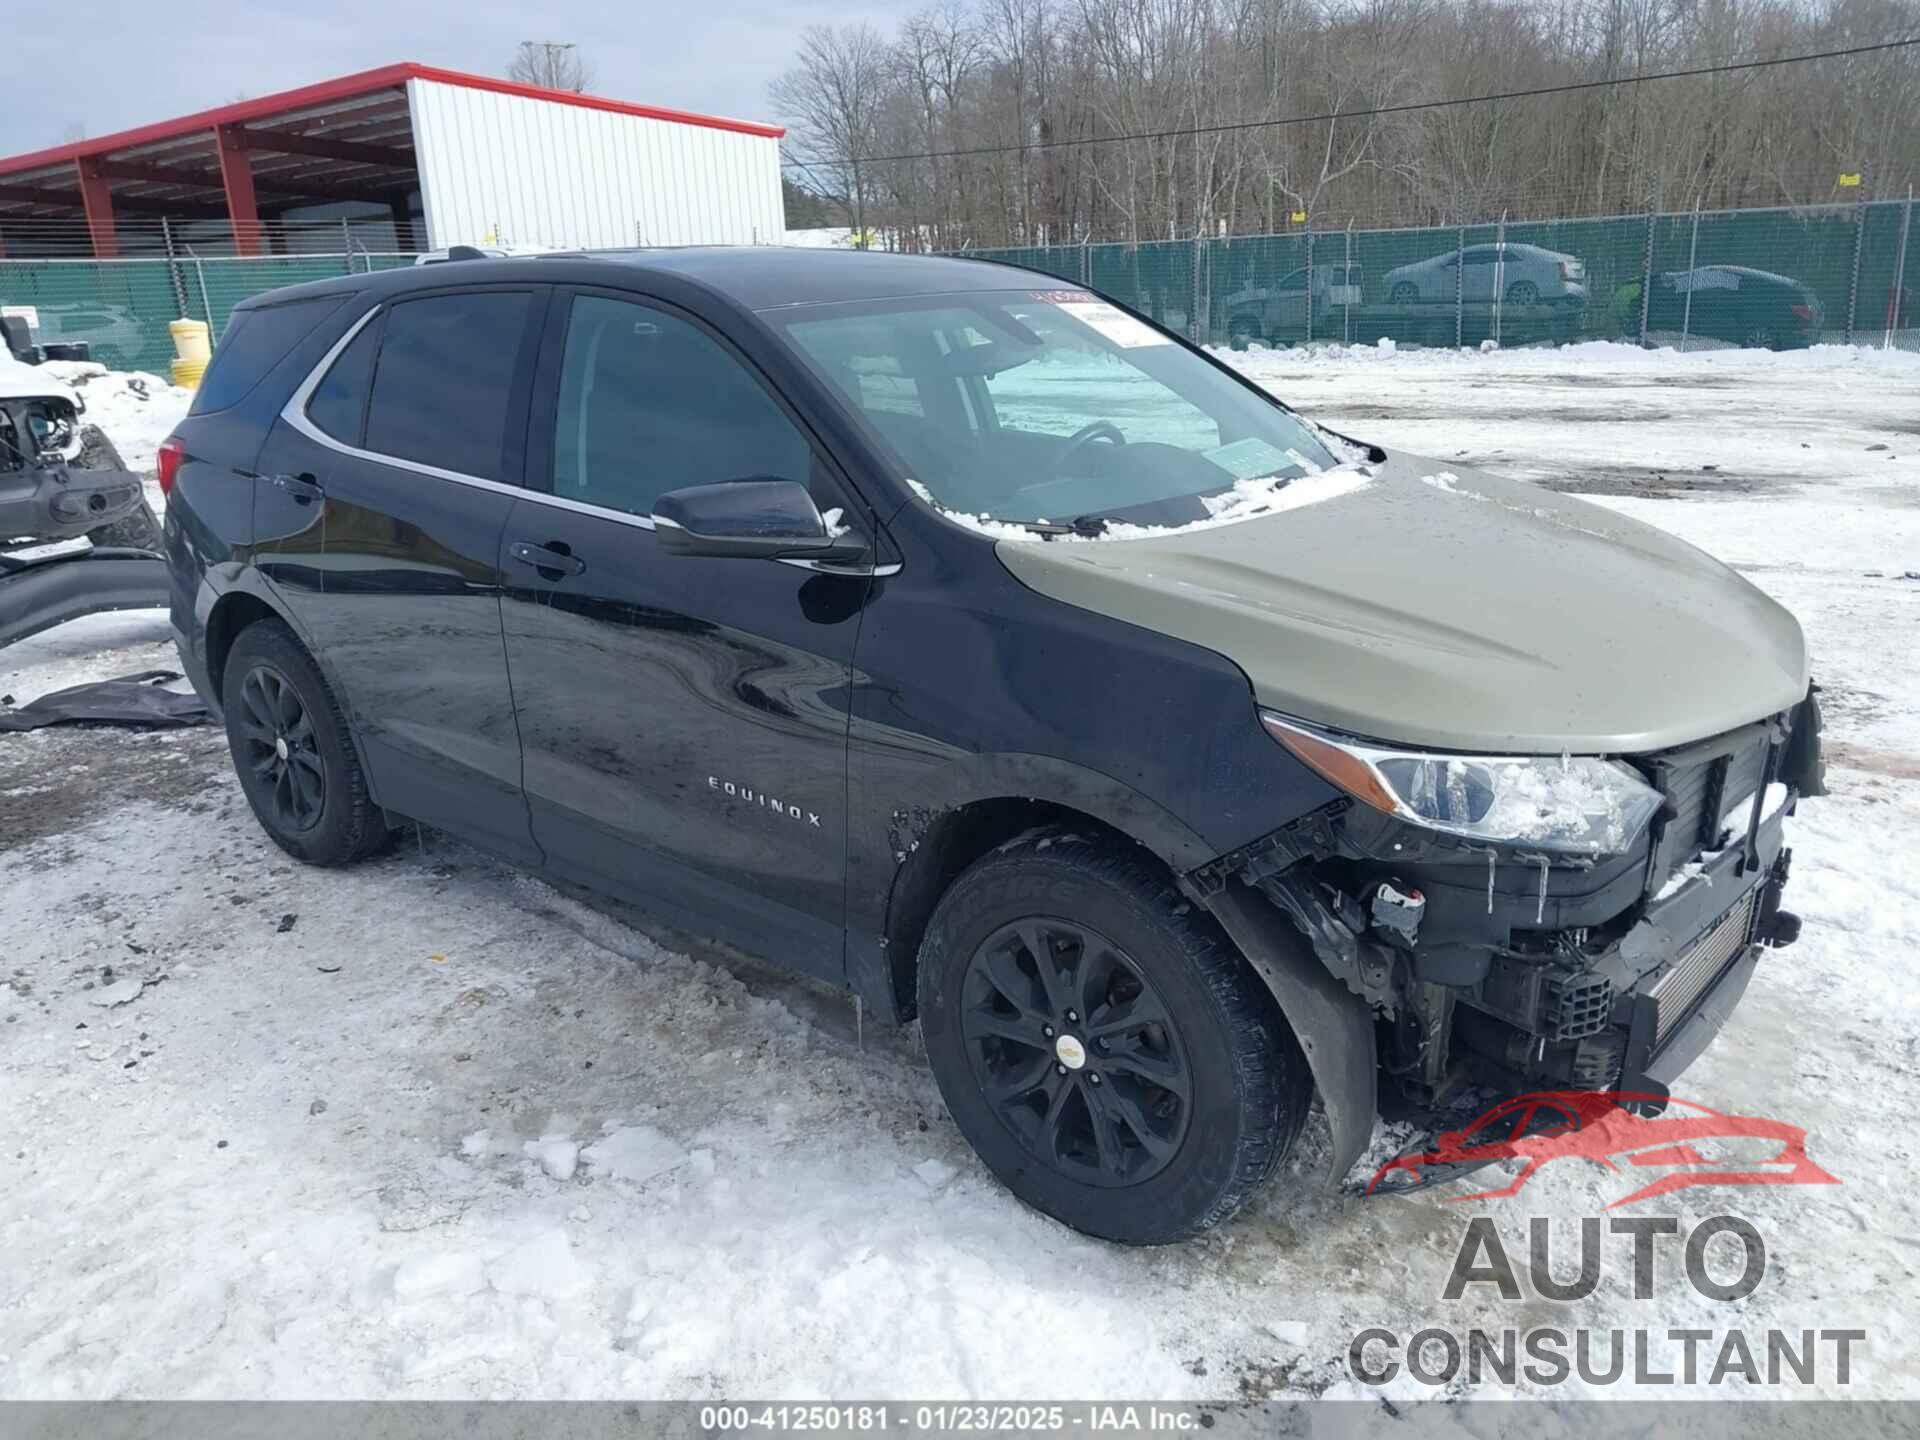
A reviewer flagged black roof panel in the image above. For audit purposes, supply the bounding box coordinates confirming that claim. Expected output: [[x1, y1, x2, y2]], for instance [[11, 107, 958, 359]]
[[564, 246, 1052, 309], [231, 246, 1057, 317]]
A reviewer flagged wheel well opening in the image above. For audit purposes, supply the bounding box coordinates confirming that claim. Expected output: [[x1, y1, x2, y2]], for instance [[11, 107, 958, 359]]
[[883, 799, 1172, 1021], [204, 593, 280, 703]]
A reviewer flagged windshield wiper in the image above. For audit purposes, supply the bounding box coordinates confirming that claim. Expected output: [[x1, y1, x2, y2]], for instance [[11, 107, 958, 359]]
[[1021, 514, 1112, 540]]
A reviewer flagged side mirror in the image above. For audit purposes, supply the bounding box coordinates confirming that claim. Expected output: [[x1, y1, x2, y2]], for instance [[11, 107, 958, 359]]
[[652, 478, 869, 563]]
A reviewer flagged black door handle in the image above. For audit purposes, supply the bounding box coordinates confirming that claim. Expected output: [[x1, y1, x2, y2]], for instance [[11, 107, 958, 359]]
[[509, 540, 587, 578], [269, 473, 323, 504]]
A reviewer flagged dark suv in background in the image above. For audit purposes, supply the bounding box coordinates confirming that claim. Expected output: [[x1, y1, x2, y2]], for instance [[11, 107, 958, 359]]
[[162, 249, 1819, 1244]]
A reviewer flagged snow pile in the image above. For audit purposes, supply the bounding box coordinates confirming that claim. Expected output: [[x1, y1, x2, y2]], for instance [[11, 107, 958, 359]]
[[781, 228, 860, 249], [1224, 335, 1920, 374], [582, 1126, 688, 1186]]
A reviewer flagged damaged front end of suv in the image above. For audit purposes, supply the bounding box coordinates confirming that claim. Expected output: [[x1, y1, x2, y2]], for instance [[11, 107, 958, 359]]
[[1, 376, 165, 649], [992, 449, 1830, 1198], [1186, 691, 1823, 1190]]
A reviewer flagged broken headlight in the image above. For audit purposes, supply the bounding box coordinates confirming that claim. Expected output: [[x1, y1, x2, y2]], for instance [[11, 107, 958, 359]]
[[1261, 713, 1663, 856]]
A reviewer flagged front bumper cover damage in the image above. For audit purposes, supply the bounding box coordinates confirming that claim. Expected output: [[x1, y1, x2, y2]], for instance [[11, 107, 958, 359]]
[[1186, 693, 1819, 1191]]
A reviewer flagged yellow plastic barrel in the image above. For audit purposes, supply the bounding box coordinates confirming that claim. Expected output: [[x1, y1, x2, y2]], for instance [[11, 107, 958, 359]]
[[169, 318, 212, 390], [169, 318, 212, 362]]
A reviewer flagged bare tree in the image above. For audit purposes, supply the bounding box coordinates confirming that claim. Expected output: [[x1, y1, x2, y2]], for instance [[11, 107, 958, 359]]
[[772, 24, 895, 242], [763, 0, 1920, 244], [509, 41, 595, 93]]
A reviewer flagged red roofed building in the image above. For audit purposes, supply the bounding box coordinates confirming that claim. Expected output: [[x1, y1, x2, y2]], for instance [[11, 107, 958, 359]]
[[0, 63, 786, 258]]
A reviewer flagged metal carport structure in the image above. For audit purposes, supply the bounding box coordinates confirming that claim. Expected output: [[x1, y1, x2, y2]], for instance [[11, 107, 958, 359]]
[[0, 63, 786, 258]]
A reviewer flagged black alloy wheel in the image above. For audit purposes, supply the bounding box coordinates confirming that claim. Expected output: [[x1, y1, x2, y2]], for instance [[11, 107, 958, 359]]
[[917, 828, 1309, 1244], [959, 916, 1191, 1187], [234, 663, 326, 833], [221, 617, 390, 866]]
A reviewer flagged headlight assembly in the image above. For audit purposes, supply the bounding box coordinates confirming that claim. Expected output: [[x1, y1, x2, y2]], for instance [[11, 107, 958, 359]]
[[1261, 712, 1663, 857]]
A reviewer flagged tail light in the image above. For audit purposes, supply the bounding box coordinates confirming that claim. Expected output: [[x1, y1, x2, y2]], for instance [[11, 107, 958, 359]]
[[1790, 304, 1814, 322], [1559, 261, 1572, 281], [155, 435, 186, 498]]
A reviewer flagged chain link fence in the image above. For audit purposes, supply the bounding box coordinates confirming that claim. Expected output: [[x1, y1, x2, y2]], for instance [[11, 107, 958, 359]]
[[0, 250, 417, 375], [954, 194, 1918, 353], [2, 195, 1914, 371]]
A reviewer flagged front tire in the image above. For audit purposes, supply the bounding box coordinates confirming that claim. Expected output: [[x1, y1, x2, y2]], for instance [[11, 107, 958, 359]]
[[222, 618, 390, 866], [917, 829, 1309, 1244], [1389, 281, 1419, 305]]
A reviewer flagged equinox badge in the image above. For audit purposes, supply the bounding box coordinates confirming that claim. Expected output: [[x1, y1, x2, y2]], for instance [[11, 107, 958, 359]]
[[708, 776, 822, 828]]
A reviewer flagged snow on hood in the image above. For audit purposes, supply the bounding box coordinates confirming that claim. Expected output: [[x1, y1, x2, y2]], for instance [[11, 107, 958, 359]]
[[0, 354, 73, 402], [0, 358, 192, 477], [995, 449, 1809, 754]]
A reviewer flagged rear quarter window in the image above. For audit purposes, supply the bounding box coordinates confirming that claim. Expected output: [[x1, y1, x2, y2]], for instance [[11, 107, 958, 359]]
[[305, 315, 382, 445], [189, 295, 348, 415]]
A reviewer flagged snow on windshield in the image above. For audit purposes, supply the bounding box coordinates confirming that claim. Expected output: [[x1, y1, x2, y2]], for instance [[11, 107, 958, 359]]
[[907, 464, 1373, 542]]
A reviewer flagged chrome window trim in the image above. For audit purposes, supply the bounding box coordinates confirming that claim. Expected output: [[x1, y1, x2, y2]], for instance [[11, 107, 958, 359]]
[[281, 302, 658, 534], [777, 557, 903, 577], [280, 301, 902, 576]]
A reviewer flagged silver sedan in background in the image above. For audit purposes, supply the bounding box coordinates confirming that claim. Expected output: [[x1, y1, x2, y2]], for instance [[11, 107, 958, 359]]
[[1383, 243, 1587, 306]]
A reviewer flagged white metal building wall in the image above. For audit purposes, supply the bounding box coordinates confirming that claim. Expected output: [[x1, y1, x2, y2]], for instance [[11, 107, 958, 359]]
[[406, 78, 784, 251]]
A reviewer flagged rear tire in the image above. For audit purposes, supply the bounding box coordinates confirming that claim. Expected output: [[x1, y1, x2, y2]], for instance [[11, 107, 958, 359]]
[[222, 618, 391, 866], [1505, 280, 1540, 306], [916, 828, 1309, 1244]]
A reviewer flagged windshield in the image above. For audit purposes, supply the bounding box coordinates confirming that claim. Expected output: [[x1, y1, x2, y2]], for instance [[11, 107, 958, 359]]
[[774, 289, 1339, 529]]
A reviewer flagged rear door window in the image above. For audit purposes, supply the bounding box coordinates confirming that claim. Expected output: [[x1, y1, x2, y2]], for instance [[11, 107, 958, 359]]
[[363, 291, 533, 482], [190, 295, 348, 415]]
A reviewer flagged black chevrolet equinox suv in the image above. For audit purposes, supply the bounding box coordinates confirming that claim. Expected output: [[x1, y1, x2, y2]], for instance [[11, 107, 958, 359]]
[[164, 248, 1819, 1243]]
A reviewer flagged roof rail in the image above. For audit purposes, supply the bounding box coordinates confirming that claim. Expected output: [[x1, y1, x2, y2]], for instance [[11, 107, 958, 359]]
[[419, 244, 492, 265]]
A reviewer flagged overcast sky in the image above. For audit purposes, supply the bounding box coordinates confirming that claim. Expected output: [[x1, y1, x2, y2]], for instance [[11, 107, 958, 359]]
[[4, 0, 884, 156]]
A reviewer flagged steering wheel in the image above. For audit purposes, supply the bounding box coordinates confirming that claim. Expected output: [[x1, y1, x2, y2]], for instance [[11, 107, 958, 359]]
[[1049, 419, 1126, 476]]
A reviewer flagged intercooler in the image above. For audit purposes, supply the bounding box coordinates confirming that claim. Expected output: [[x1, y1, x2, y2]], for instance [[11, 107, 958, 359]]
[[1650, 889, 1759, 1043]]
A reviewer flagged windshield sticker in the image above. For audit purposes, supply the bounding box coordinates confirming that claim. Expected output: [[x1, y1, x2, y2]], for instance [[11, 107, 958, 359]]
[[1202, 436, 1298, 481], [1054, 300, 1171, 349]]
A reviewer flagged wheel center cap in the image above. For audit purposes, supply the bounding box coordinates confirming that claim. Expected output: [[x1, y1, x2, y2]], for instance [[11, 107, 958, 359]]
[[1054, 1033, 1087, 1070], [274, 736, 289, 761]]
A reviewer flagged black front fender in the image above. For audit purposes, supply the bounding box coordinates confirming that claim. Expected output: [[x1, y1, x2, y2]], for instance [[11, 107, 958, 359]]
[[912, 751, 1219, 871]]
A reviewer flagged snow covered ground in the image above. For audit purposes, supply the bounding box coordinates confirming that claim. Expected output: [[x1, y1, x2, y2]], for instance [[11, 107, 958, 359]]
[[2, 342, 1918, 1408]]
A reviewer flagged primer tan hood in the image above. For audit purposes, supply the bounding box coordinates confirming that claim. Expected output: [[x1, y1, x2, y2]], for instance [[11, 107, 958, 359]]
[[994, 453, 1807, 754]]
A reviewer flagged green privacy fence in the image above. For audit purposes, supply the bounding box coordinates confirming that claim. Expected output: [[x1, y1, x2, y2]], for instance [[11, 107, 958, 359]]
[[0, 252, 418, 376], [3, 198, 1914, 371], [955, 197, 1919, 352]]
